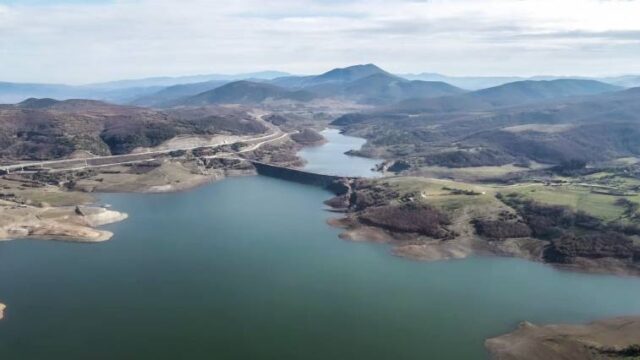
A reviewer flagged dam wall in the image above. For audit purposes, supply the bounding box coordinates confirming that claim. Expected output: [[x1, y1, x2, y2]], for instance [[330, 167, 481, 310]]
[[250, 161, 351, 194]]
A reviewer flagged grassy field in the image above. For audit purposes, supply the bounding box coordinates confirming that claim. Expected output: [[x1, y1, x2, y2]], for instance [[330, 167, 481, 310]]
[[496, 183, 640, 222], [375, 176, 502, 214], [376, 175, 640, 222], [412, 163, 547, 182], [0, 178, 94, 207]]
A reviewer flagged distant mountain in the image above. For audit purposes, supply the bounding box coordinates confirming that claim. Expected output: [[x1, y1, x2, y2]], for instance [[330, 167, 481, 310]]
[[470, 79, 622, 107], [5, 67, 631, 108], [459, 87, 640, 164], [392, 79, 622, 113], [400, 73, 525, 90], [139, 65, 463, 106], [269, 65, 463, 105], [131, 80, 229, 107], [316, 73, 464, 105], [178, 81, 316, 106], [15, 97, 62, 109], [332, 86, 640, 166], [0, 71, 291, 104], [0, 82, 85, 104], [500, 86, 640, 126], [599, 75, 640, 88], [401, 73, 640, 91], [272, 64, 396, 88], [87, 71, 291, 90], [308, 64, 398, 85], [0, 81, 164, 105], [14, 98, 140, 114]]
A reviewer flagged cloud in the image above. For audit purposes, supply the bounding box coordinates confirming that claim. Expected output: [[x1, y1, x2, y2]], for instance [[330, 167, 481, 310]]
[[0, 0, 639, 83]]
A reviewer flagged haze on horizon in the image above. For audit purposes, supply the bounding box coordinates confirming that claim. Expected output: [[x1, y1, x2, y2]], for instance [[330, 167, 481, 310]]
[[1, 0, 640, 84]]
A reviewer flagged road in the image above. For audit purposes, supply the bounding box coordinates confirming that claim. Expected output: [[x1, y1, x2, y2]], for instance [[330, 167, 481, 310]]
[[0, 116, 293, 173]]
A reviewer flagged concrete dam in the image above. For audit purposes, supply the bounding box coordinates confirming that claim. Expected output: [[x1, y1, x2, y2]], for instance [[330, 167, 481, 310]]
[[250, 161, 352, 195]]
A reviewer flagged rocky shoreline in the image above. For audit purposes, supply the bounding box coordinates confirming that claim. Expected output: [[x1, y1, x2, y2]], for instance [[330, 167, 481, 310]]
[[325, 178, 640, 277], [326, 178, 640, 359], [0, 131, 307, 321], [486, 316, 640, 360], [2, 131, 640, 359], [0, 205, 128, 242]]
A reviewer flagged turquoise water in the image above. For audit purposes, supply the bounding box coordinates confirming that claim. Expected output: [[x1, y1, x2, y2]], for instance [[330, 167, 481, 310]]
[[0, 132, 639, 359]]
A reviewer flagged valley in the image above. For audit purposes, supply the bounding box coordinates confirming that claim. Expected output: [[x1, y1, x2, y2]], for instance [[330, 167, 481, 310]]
[[1, 64, 640, 359]]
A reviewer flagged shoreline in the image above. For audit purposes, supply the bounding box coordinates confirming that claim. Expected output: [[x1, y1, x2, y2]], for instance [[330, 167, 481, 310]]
[[485, 316, 640, 360], [3, 129, 640, 359], [0, 163, 255, 322], [324, 177, 640, 278], [0, 121, 307, 244], [328, 205, 640, 277], [328, 210, 640, 277], [326, 198, 640, 359], [0, 205, 129, 243]]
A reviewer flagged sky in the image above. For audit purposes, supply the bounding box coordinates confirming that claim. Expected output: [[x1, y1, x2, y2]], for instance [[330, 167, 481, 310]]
[[1, 0, 640, 84]]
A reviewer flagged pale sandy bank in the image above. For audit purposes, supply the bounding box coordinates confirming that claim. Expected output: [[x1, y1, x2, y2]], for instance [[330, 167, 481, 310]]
[[0, 204, 128, 242], [485, 316, 640, 360]]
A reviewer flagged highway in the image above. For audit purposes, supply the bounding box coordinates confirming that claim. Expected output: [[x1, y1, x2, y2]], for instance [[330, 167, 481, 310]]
[[0, 122, 293, 174]]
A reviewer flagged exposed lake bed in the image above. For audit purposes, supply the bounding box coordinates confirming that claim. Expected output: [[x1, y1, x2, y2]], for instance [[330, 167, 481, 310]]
[[0, 130, 639, 359]]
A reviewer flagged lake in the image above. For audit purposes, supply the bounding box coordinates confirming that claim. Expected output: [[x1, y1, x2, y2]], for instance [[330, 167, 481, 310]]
[[0, 130, 639, 359]]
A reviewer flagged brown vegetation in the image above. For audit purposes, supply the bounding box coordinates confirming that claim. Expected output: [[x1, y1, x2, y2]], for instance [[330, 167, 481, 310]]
[[473, 219, 532, 240], [290, 128, 325, 145], [359, 203, 451, 238], [0, 99, 263, 159]]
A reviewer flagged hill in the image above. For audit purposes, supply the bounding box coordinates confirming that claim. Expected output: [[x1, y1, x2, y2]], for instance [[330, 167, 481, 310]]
[[401, 72, 639, 90], [323, 73, 464, 105], [331, 87, 640, 167], [0, 82, 86, 104], [0, 71, 291, 105], [272, 64, 396, 88], [130, 80, 229, 107], [270, 65, 463, 105], [0, 99, 265, 160], [178, 81, 316, 106], [390, 79, 622, 114], [470, 79, 622, 107], [87, 71, 290, 90], [400, 73, 525, 90]]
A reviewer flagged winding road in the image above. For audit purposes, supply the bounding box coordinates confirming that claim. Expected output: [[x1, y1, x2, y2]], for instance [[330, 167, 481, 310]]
[[0, 116, 293, 174]]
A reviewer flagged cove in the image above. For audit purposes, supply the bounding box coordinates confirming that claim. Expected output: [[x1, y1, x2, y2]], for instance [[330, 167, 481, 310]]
[[0, 131, 640, 359]]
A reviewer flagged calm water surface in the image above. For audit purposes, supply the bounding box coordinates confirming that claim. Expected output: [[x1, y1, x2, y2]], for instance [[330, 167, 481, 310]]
[[298, 128, 380, 177], [1, 132, 640, 359]]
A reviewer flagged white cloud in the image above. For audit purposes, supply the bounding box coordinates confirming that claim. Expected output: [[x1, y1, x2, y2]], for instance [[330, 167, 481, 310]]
[[0, 0, 639, 83]]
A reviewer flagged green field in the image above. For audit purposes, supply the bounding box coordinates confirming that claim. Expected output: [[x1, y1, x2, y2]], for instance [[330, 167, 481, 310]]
[[377, 175, 640, 222], [498, 183, 640, 222]]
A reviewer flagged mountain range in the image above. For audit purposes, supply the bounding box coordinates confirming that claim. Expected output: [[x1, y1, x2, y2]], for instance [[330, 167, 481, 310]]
[[331, 81, 640, 167], [2, 64, 638, 106], [390, 79, 621, 114], [159, 64, 465, 107], [1, 64, 639, 168], [402, 73, 640, 90], [0, 71, 290, 104]]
